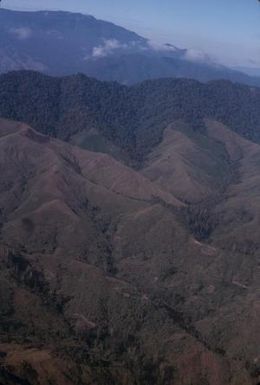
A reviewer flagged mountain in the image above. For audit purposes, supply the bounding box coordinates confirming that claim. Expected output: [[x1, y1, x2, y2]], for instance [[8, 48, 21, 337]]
[[1, 8, 260, 86], [233, 66, 260, 78], [0, 72, 259, 384], [0, 8, 146, 74], [1, 71, 260, 162]]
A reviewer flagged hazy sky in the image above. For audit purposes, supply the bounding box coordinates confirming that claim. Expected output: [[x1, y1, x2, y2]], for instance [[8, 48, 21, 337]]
[[5, 0, 260, 67]]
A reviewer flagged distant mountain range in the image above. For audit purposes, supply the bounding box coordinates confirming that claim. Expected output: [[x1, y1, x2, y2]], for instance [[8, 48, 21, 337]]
[[1, 8, 260, 86], [233, 66, 260, 78]]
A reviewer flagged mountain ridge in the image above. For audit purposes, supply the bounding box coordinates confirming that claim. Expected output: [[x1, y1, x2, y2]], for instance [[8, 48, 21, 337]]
[[0, 113, 259, 384], [0, 68, 259, 384], [1, 8, 260, 86], [1, 71, 260, 164]]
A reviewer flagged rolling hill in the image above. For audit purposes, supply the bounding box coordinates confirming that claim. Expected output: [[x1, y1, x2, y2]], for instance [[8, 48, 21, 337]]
[[0, 71, 259, 384]]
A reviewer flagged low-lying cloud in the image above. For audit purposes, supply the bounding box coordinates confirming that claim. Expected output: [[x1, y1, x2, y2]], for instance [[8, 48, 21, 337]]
[[90, 38, 214, 67], [10, 27, 33, 40], [92, 39, 128, 58], [147, 40, 178, 52], [184, 49, 212, 64]]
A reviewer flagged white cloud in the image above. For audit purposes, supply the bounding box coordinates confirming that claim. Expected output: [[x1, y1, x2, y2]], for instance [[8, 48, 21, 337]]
[[147, 40, 178, 52], [183, 49, 212, 63], [92, 39, 128, 58], [10, 27, 32, 40]]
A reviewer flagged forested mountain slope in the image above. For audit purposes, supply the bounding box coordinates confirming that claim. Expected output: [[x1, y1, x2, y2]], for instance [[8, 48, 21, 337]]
[[1, 71, 260, 163]]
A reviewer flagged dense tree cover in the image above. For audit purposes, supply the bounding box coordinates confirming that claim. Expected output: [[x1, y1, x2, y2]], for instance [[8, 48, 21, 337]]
[[1, 71, 260, 161], [184, 205, 218, 241]]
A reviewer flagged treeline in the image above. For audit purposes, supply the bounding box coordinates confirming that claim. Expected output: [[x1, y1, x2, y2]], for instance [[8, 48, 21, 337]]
[[1, 71, 260, 162]]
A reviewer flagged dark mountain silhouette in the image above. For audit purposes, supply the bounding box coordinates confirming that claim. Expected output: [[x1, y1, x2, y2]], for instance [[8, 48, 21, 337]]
[[1, 71, 260, 162]]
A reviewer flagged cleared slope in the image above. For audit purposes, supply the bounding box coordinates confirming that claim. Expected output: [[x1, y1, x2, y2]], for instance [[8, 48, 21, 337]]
[[0, 119, 258, 385], [141, 119, 260, 377], [142, 121, 232, 203]]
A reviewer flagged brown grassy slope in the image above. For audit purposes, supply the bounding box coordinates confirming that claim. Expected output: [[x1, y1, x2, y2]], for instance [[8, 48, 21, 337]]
[[194, 120, 260, 368], [0, 118, 259, 385], [142, 121, 232, 203], [206, 120, 260, 250], [0, 118, 181, 260], [141, 118, 259, 377]]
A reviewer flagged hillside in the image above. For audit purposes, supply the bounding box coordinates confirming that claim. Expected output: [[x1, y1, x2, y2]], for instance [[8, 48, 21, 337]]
[[0, 2, 260, 384], [1, 8, 260, 86], [0, 102, 259, 385], [1, 71, 260, 164]]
